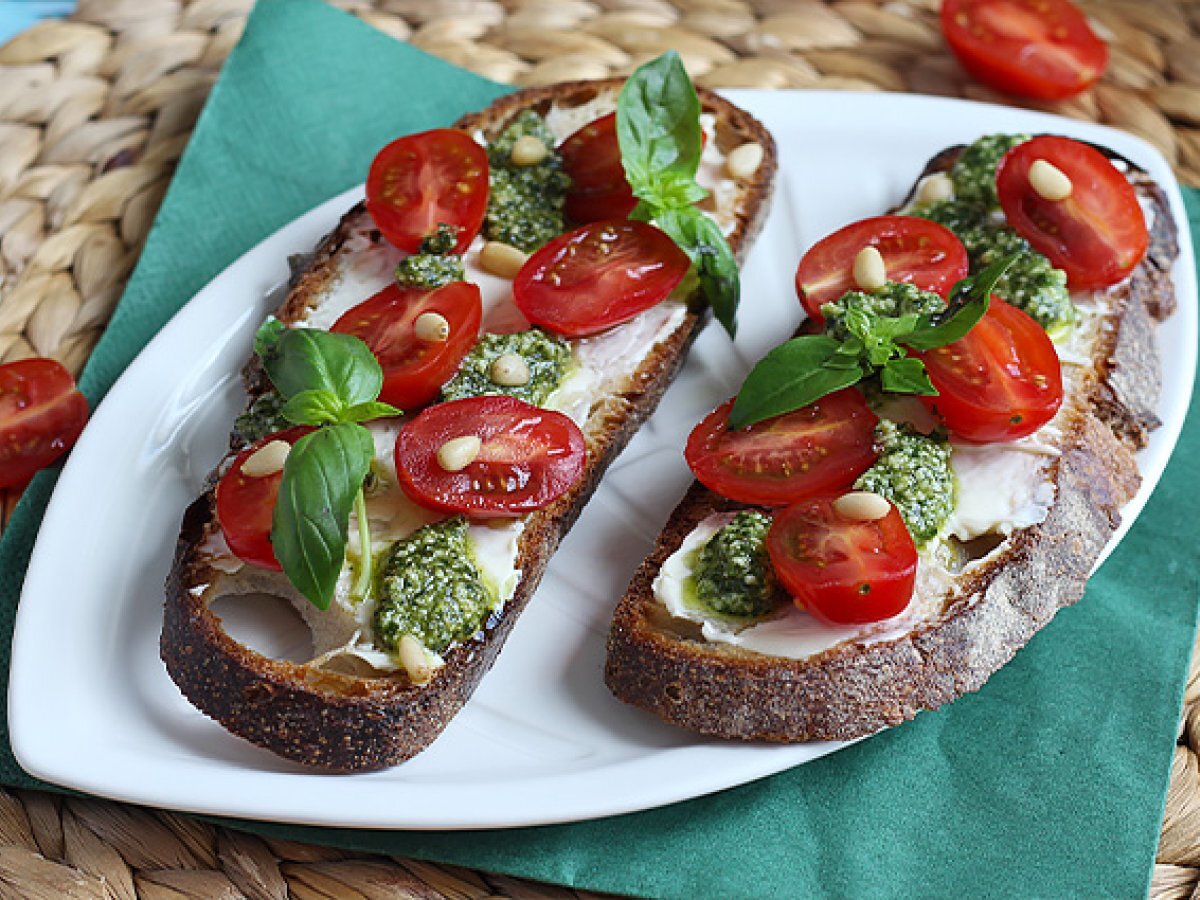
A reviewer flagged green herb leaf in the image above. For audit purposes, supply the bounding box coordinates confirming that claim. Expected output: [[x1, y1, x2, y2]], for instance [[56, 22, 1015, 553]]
[[904, 253, 1018, 350], [616, 50, 704, 197], [261, 327, 383, 406], [343, 401, 402, 423], [655, 206, 740, 338], [881, 357, 936, 395], [281, 389, 346, 426], [271, 423, 375, 611], [254, 317, 286, 358], [728, 336, 865, 429]]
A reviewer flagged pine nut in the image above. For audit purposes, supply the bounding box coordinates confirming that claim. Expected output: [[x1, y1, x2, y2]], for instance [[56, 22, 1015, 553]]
[[1028, 159, 1073, 201], [413, 311, 450, 342], [436, 435, 482, 472], [510, 134, 548, 166], [853, 245, 887, 291], [834, 491, 892, 522], [490, 352, 530, 386], [241, 439, 291, 478], [726, 142, 764, 179], [479, 241, 529, 279], [916, 173, 954, 204], [397, 634, 436, 684]]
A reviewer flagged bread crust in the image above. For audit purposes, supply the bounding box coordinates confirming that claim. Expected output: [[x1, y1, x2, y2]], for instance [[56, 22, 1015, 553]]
[[161, 81, 777, 771], [604, 147, 1178, 741]]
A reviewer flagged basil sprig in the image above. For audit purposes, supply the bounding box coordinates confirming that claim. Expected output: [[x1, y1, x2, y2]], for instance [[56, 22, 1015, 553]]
[[617, 51, 741, 337], [255, 320, 401, 610], [727, 255, 1018, 430]]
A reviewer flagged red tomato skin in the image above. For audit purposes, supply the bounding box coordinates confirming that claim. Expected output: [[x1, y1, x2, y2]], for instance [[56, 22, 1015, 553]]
[[794, 215, 968, 322], [684, 390, 879, 507], [0, 358, 88, 489], [941, 0, 1108, 101], [215, 426, 313, 571], [766, 496, 917, 626], [513, 220, 690, 338], [996, 135, 1148, 290], [365, 129, 488, 254], [918, 297, 1063, 442], [394, 396, 587, 518], [558, 113, 638, 224], [331, 281, 482, 411]]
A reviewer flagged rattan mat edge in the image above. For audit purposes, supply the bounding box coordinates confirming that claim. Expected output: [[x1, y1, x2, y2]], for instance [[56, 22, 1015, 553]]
[[1, 1, 1197, 897]]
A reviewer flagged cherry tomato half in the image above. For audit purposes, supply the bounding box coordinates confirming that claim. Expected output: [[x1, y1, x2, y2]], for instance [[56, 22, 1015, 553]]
[[794, 215, 968, 322], [365, 129, 488, 254], [215, 426, 313, 570], [996, 135, 1148, 290], [941, 0, 1108, 101], [514, 220, 690, 338], [394, 395, 586, 518], [918, 297, 1063, 442], [0, 358, 88, 490], [685, 389, 879, 507], [558, 113, 638, 224], [766, 495, 917, 626], [331, 281, 482, 411]]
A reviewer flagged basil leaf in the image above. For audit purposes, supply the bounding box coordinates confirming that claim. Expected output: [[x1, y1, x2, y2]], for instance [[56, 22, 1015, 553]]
[[728, 336, 864, 429], [617, 50, 704, 197], [343, 401, 402, 423], [254, 317, 286, 358], [262, 327, 383, 406], [881, 357, 936, 395], [904, 253, 1019, 350], [655, 206, 740, 338], [271, 423, 374, 610], [281, 389, 346, 426]]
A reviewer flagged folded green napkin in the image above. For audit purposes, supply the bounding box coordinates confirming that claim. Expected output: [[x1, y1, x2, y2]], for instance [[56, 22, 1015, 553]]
[[2, 1, 1196, 896]]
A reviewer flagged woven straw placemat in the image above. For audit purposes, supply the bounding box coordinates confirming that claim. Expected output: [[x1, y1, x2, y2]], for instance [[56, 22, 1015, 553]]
[[0, 0, 1198, 896]]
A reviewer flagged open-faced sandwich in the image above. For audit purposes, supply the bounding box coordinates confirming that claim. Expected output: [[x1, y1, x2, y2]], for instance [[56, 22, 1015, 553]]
[[161, 53, 776, 771], [605, 132, 1178, 741]]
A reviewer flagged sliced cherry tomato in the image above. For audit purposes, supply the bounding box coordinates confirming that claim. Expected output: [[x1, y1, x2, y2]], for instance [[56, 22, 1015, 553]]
[[941, 0, 1107, 101], [558, 113, 638, 223], [395, 395, 586, 518], [918, 297, 1062, 442], [766, 495, 917, 625], [0, 358, 88, 489], [216, 426, 313, 570], [996, 135, 1148, 290], [794, 215, 968, 322], [365, 129, 488, 254], [513, 220, 690, 338], [684, 389, 879, 507], [331, 281, 482, 411]]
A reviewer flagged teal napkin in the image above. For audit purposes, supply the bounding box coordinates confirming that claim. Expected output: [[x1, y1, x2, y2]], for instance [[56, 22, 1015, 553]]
[[2, 1, 1196, 896]]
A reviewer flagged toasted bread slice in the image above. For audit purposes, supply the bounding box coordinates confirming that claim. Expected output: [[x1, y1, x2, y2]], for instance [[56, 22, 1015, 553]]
[[604, 144, 1178, 742], [161, 80, 777, 771]]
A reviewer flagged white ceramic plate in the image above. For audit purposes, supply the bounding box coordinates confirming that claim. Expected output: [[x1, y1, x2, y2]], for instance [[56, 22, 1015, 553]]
[[10, 92, 1196, 830]]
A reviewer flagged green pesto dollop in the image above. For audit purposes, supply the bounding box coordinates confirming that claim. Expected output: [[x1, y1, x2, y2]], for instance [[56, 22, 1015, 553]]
[[854, 420, 955, 548], [394, 223, 465, 289], [441, 328, 572, 406], [484, 111, 570, 253], [949, 133, 1029, 207], [692, 511, 779, 618], [233, 391, 290, 444], [820, 281, 944, 342], [373, 517, 495, 655]]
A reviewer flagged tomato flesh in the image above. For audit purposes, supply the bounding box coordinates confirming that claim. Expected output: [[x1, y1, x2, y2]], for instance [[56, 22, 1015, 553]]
[[365, 129, 488, 254], [941, 0, 1107, 101], [394, 395, 586, 518], [558, 113, 638, 223], [996, 135, 1148, 290], [216, 426, 313, 570], [794, 215, 968, 322], [331, 281, 482, 411], [0, 358, 88, 490], [918, 297, 1063, 442], [514, 220, 690, 337], [685, 389, 879, 507], [767, 495, 917, 625]]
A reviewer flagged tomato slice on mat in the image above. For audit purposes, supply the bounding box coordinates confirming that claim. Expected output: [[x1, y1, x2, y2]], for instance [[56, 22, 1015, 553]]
[[766, 495, 917, 625], [394, 395, 586, 518], [794, 215, 968, 322], [940, 0, 1108, 101], [514, 220, 690, 337], [996, 135, 1148, 290], [918, 297, 1063, 442], [684, 389, 879, 507], [558, 113, 638, 223], [216, 426, 313, 570], [331, 281, 482, 411], [0, 358, 88, 490], [365, 129, 488, 254]]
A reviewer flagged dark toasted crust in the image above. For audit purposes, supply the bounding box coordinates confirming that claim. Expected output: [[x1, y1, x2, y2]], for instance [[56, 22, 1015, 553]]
[[162, 81, 776, 771], [605, 147, 1177, 742]]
